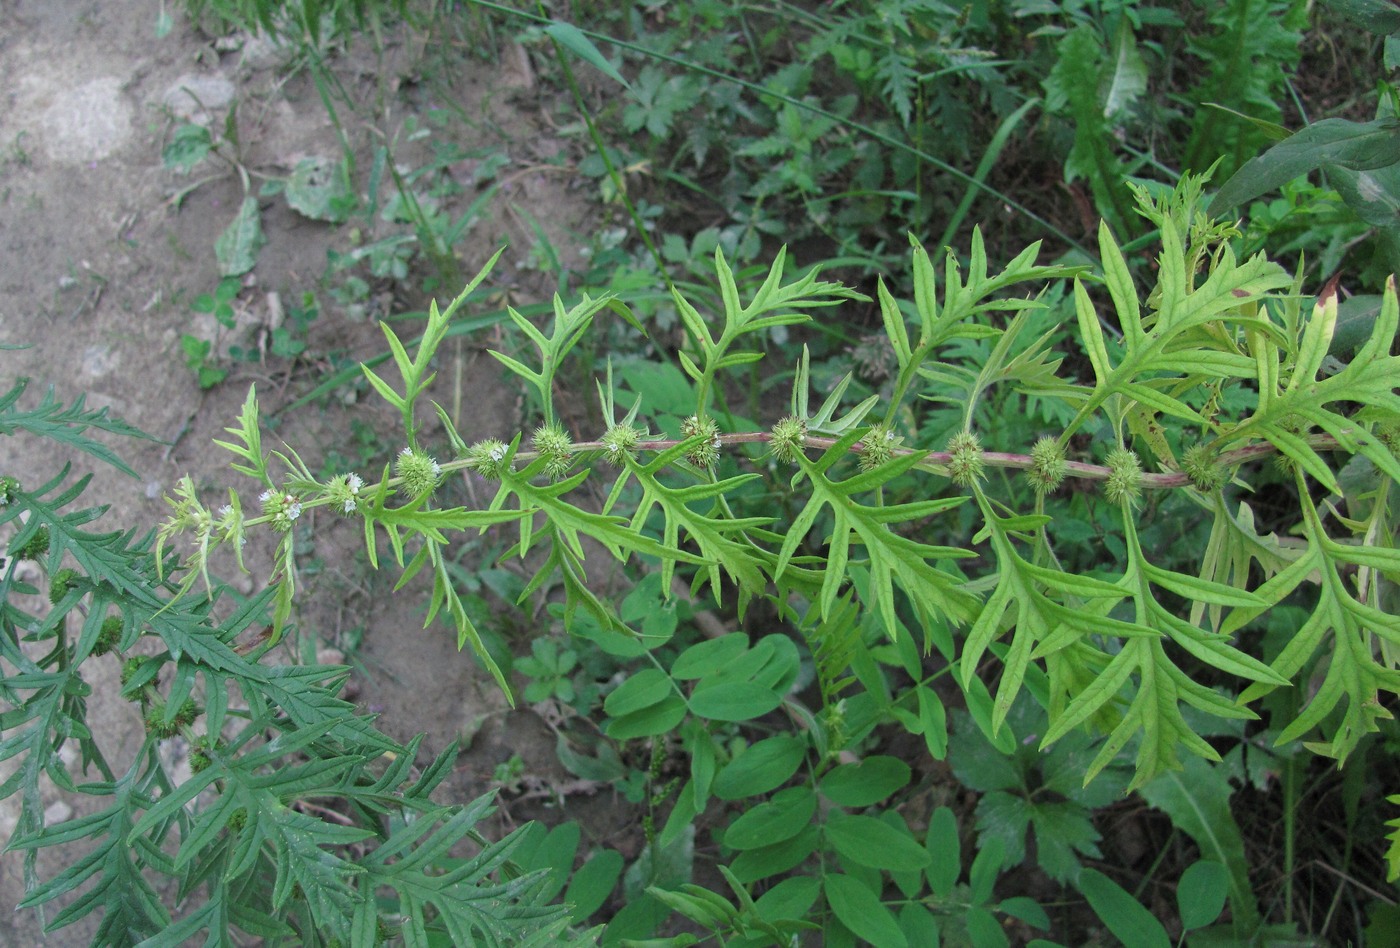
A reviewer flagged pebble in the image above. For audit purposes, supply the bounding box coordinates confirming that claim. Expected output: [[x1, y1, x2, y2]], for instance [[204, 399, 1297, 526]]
[[162, 74, 237, 124]]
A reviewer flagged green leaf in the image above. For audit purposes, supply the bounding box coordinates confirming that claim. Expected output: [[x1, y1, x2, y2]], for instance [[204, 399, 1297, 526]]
[[162, 123, 211, 172], [754, 875, 822, 930], [965, 906, 1011, 948], [603, 668, 674, 717], [1078, 869, 1171, 948], [671, 633, 749, 679], [780, 430, 978, 645], [215, 196, 266, 277], [1141, 756, 1260, 931], [1177, 860, 1230, 930], [824, 813, 931, 872], [724, 787, 817, 850], [818, 756, 911, 807], [729, 827, 820, 884], [714, 736, 806, 800], [999, 896, 1050, 931], [566, 848, 624, 921], [918, 686, 949, 759], [1208, 117, 1400, 215], [0, 379, 154, 478], [687, 680, 781, 722], [823, 874, 907, 948], [605, 695, 687, 741], [545, 21, 633, 92], [969, 837, 1005, 906], [924, 807, 961, 897], [1103, 17, 1147, 122], [284, 156, 353, 223]]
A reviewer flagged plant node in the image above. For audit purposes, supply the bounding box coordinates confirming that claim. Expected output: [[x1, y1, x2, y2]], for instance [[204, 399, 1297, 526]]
[[1182, 443, 1227, 492], [532, 423, 575, 480], [946, 431, 985, 486], [395, 447, 442, 500], [464, 439, 511, 479], [93, 616, 122, 657], [48, 568, 80, 604], [858, 424, 900, 472], [681, 415, 721, 467], [1028, 436, 1068, 495], [1105, 447, 1143, 507], [601, 423, 643, 466], [14, 525, 49, 561], [258, 489, 302, 533], [325, 473, 364, 516], [769, 416, 808, 464]]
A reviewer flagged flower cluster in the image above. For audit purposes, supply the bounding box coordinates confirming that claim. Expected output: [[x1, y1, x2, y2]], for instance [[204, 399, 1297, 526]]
[[465, 439, 511, 480], [858, 424, 901, 472], [0, 475, 17, 506], [325, 473, 364, 515], [1104, 447, 1143, 507], [532, 423, 574, 480], [601, 423, 643, 466], [681, 415, 722, 468], [946, 431, 985, 487], [48, 568, 80, 604], [259, 489, 303, 532], [395, 447, 442, 500], [1181, 444, 1227, 493], [769, 416, 808, 465], [93, 615, 122, 657], [1027, 436, 1067, 495], [14, 525, 49, 561]]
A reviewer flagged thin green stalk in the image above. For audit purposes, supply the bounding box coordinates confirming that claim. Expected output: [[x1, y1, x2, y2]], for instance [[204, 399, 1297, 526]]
[[539, 4, 675, 294], [1282, 692, 1299, 924]]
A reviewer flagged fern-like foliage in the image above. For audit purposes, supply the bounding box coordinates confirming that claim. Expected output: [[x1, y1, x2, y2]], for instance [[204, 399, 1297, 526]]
[[153, 174, 1400, 800], [1183, 0, 1308, 176], [0, 389, 583, 944]]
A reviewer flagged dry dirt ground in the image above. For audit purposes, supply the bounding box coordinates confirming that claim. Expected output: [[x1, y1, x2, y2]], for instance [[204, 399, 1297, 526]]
[[0, 1, 628, 940]]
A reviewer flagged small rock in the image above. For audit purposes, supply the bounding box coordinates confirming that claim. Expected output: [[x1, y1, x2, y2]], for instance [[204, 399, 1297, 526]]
[[240, 34, 294, 71], [163, 74, 237, 124], [82, 345, 118, 378], [43, 800, 72, 824], [145, 481, 163, 500]]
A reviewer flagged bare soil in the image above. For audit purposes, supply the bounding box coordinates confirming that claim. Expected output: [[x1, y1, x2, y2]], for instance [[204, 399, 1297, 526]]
[[0, 1, 611, 941]]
